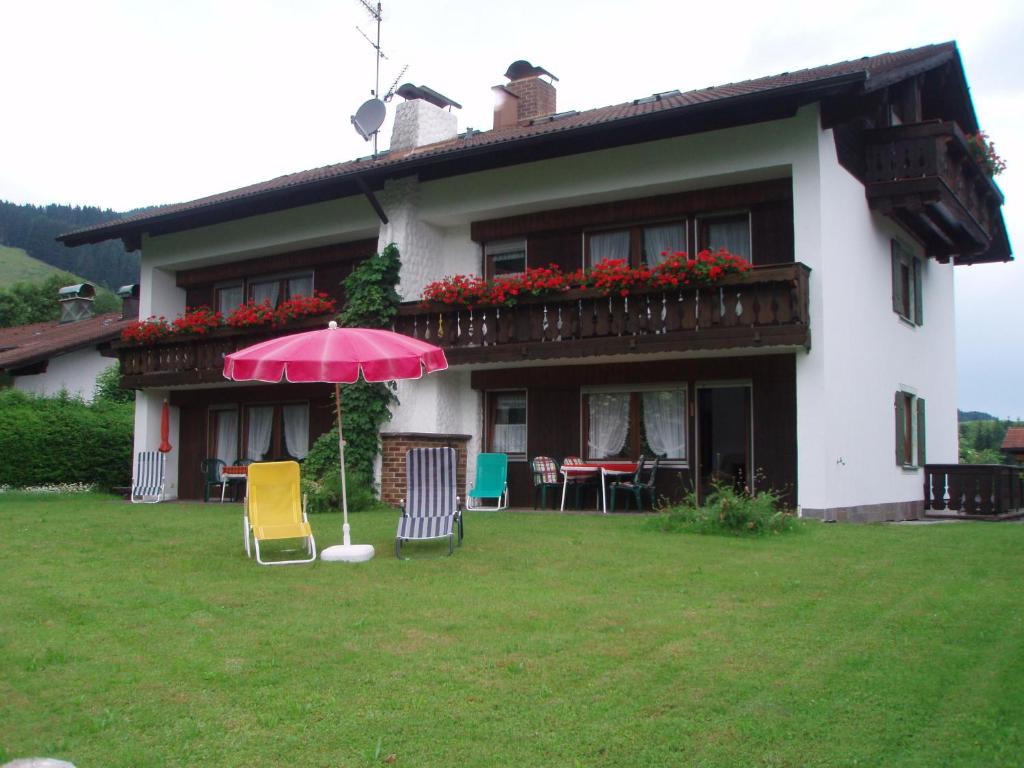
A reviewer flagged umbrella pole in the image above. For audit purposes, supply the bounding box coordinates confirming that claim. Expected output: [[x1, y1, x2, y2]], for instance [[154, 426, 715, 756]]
[[335, 382, 351, 546]]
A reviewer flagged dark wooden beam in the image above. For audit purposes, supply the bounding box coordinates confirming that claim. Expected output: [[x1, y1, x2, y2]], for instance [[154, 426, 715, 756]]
[[356, 177, 388, 225]]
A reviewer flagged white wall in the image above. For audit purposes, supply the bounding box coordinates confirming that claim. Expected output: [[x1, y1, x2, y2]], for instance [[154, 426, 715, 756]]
[[794, 118, 958, 515], [13, 347, 115, 402]]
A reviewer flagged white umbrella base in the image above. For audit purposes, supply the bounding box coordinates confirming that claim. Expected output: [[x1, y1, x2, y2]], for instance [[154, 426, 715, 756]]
[[320, 544, 375, 563]]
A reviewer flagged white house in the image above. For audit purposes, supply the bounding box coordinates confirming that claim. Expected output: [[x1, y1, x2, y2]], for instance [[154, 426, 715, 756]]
[[0, 283, 135, 402], [59, 42, 1011, 520]]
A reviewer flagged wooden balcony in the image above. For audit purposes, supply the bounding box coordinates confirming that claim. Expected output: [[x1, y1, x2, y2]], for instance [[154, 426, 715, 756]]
[[864, 121, 1008, 263], [924, 464, 1024, 520], [116, 315, 332, 389], [394, 263, 810, 365]]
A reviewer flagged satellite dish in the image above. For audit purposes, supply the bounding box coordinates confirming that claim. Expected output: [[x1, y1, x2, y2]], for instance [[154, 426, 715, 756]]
[[351, 98, 386, 141]]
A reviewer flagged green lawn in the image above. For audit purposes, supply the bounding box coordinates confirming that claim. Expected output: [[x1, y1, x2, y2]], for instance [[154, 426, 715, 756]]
[[2, 494, 1023, 767]]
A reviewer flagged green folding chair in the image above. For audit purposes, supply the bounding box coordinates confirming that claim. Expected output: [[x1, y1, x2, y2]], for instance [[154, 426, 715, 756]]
[[466, 453, 509, 511]]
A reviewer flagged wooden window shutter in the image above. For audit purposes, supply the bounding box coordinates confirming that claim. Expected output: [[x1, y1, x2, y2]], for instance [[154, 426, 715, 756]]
[[894, 390, 906, 466], [891, 241, 904, 316], [913, 257, 923, 326], [916, 397, 926, 467]]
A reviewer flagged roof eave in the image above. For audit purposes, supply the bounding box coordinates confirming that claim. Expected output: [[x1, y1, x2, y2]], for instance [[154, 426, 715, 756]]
[[57, 71, 868, 248]]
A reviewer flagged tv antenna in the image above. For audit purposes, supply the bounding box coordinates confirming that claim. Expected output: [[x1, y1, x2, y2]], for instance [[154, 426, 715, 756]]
[[351, 1, 408, 154]]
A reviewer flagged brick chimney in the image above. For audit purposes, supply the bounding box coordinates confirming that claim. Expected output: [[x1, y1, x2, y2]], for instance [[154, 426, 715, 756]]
[[493, 60, 558, 128], [57, 282, 95, 323]]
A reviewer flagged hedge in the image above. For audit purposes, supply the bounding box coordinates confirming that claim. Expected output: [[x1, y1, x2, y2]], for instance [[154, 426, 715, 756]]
[[0, 389, 133, 490]]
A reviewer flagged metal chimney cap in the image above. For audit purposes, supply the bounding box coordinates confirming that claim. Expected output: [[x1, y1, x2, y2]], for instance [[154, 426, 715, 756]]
[[116, 284, 140, 298], [504, 60, 558, 82], [58, 282, 95, 300], [395, 83, 462, 110]]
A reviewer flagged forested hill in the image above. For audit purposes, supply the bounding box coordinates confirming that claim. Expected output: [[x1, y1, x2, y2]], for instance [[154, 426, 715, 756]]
[[0, 200, 141, 290]]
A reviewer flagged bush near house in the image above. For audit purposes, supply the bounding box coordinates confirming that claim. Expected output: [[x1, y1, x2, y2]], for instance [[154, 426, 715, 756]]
[[650, 484, 799, 536], [0, 389, 133, 490]]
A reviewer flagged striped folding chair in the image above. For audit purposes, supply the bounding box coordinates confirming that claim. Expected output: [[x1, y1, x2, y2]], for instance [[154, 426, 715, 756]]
[[131, 451, 167, 504], [395, 447, 462, 559]]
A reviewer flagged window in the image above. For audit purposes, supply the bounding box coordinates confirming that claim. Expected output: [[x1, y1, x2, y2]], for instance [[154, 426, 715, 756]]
[[484, 240, 527, 279], [891, 240, 923, 325], [894, 390, 926, 468], [249, 272, 314, 308], [244, 402, 310, 462], [586, 221, 687, 268], [582, 386, 687, 463], [210, 406, 240, 465], [215, 283, 244, 316], [699, 213, 751, 260], [486, 391, 527, 457]]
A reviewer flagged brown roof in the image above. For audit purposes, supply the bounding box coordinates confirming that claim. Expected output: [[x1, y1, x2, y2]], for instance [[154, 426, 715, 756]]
[[1002, 427, 1024, 452], [59, 42, 962, 246], [0, 313, 134, 371]]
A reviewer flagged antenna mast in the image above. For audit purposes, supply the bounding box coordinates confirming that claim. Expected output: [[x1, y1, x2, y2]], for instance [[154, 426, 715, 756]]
[[356, 0, 385, 153]]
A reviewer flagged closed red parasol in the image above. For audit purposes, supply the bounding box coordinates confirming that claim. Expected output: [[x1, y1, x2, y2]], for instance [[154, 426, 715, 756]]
[[158, 399, 172, 453]]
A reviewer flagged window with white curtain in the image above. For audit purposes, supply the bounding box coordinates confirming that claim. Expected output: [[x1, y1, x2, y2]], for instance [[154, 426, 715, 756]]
[[587, 221, 688, 268], [212, 408, 239, 465], [488, 391, 527, 457], [586, 230, 631, 268], [247, 271, 315, 308], [583, 386, 687, 463], [215, 284, 244, 316], [246, 406, 275, 461], [700, 214, 751, 260], [282, 403, 310, 460]]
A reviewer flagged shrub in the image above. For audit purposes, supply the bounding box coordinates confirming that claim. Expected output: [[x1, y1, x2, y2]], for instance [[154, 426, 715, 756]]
[[300, 426, 385, 514], [0, 389, 133, 490], [93, 362, 134, 404], [649, 484, 799, 536]]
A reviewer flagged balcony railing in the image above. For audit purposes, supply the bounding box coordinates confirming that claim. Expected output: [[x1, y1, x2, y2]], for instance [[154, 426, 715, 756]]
[[394, 263, 810, 365], [863, 121, 1007, 263], [116, 315, 332, 388], [924, 464, 1024, 519]]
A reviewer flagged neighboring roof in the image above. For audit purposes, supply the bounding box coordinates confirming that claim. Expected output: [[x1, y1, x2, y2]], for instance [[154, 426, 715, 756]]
[[0, 313, 133, 372], [1001, 427, 1024, 452], [59, 42, 962, 248]]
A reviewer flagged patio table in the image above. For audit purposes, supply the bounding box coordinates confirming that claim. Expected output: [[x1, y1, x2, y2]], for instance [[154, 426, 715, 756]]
[[560, 461, 638, 514], [220, 464, 248, 502]]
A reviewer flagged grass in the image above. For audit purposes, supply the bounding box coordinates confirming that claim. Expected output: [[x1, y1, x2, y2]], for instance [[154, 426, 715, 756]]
[[2, 494, 1023, 767], [0, 245, 75, 286]]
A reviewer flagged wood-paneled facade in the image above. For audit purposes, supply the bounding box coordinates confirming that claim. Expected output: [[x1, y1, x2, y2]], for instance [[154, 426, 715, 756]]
[[471, 355, 797, 508], [171, 383, 336, 500]]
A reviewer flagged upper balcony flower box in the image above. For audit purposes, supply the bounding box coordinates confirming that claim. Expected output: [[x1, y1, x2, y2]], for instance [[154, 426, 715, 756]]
[[394, 263, 811, 365]]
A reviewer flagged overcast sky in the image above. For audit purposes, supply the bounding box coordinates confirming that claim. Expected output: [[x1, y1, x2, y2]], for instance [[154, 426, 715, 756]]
[[1, 0, 1021, 416]]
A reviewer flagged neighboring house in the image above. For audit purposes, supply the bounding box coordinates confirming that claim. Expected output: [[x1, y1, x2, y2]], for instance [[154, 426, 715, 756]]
[[0, 283, 136, 402], [1001, 427, 1024, 465], [59, 42, 1011, 520]]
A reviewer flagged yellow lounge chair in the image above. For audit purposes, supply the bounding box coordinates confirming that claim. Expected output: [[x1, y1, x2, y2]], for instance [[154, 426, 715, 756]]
[[244, 461, 316, 565]]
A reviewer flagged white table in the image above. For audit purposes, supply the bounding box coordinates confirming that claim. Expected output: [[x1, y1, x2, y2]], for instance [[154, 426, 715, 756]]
[[560, 464, 637, 514]]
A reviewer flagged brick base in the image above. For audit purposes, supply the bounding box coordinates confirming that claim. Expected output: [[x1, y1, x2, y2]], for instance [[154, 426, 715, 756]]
[[380, 432, 471, 507]]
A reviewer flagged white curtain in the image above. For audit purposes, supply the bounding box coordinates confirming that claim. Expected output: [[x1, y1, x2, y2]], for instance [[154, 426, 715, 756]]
[[217, 285, 243, 315], [642, 390, 686, 459], [287, 275, 314, 298], [214, 409, 238, 465], [588, 230, 631, 267], [643, 223, 686, 265], [282, 404, 310, 460], [492, 393, 526, 454], [252, 281, 279, 307], [588, 393, 630, 458], [705, 218, 751, 259], [247, 406, 274, 461]]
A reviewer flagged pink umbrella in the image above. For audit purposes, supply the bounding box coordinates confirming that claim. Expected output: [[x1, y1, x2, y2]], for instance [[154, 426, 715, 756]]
[[223, 320, 448, 561]]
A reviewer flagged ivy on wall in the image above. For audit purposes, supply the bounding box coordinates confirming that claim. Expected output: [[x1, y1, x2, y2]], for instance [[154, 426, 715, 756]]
[[302, 244, 401, 504]]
